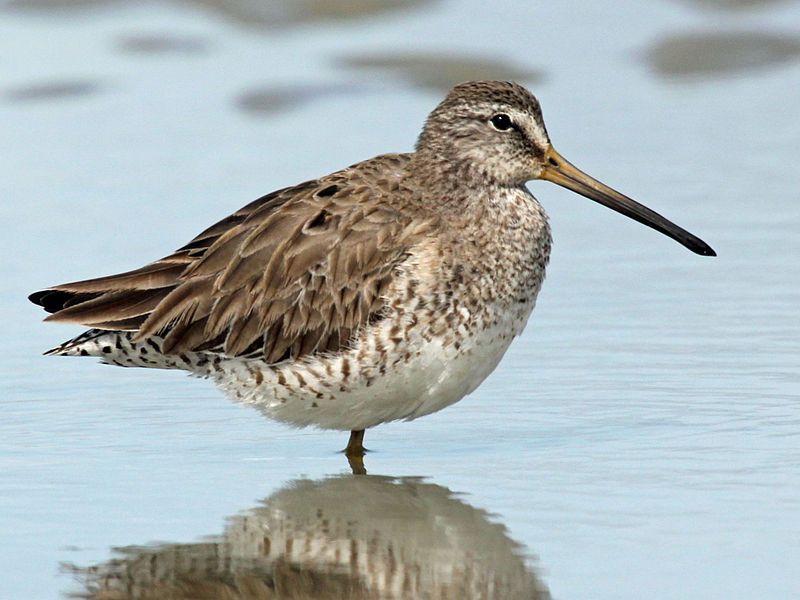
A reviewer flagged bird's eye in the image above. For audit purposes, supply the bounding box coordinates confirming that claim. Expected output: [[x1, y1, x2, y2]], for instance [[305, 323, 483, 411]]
[[490, 114, 513, 131]]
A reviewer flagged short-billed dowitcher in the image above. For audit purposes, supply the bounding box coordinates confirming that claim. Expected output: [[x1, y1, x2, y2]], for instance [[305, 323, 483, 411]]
[[30, 81, 715, 459]]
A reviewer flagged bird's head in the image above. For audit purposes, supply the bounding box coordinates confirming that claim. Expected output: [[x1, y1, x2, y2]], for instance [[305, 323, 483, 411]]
[[416, 81, 715, 256]]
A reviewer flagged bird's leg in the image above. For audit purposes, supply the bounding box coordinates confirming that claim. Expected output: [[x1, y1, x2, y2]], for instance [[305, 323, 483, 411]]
[[344, 429, 366, 475], [345, 429, 365, 456]]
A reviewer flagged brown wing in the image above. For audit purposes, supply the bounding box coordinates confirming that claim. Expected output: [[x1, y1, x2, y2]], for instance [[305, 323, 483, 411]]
[[30, 156, 432, 362]]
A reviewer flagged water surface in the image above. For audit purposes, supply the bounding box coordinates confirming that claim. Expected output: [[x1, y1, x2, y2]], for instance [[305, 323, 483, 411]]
[[2, 1, 799, 599]]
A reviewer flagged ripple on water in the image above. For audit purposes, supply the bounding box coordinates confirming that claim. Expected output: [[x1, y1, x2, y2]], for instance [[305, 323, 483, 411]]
[[669, 0, 789, 11], [236, 82, 364, 115], [643, 31, 800, 78], [4, 79, 103, 102], [3, 0, 438, 28], [336, 52, 545, 93], [115, 33, 211, 55]]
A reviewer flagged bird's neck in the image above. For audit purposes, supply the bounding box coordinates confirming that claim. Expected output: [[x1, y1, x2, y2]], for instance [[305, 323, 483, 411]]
[[405, 150, 519, 211]]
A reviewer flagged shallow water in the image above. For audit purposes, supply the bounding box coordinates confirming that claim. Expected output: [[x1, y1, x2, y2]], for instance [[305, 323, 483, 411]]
[[2, 1, 799, 598]]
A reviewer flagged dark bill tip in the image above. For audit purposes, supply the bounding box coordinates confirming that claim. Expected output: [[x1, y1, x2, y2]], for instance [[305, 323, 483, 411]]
[[541, 148, 716, 257]]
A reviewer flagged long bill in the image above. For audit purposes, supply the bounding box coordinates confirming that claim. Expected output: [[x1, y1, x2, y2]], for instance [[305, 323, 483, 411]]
[[539, 147, 716, 257]]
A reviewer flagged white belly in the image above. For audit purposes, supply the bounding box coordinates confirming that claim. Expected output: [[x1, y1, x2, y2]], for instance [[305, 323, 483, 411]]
[[212, 303, 534, 431], [212, 188, 550, 431]]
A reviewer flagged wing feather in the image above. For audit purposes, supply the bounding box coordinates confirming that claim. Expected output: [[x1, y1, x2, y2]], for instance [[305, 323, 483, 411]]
[[30, 154, 434, 364], [42, 288, 168, 328]]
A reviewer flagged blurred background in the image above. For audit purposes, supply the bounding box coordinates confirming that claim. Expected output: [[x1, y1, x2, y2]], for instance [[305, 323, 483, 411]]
[[2, 1, 799, 598]]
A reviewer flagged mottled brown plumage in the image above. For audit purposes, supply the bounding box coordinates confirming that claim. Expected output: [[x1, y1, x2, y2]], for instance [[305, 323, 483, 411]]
[[32, 154, 437, 363], [30, 81, 714, 452]]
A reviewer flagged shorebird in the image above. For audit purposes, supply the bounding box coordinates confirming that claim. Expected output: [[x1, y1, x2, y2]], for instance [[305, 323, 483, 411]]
[[30, 81, 715, 462]]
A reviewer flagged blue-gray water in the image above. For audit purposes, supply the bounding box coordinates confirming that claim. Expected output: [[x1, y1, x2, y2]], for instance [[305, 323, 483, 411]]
[[2, 1, 799, 598]]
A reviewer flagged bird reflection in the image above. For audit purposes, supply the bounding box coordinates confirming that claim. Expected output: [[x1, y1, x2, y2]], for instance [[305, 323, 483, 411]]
[[66, 475, 549, 599]]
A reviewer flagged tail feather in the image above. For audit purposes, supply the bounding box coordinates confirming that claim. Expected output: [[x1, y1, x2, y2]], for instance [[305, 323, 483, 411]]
[[43, 328, 199, 371], [43, 328, 109, 356]]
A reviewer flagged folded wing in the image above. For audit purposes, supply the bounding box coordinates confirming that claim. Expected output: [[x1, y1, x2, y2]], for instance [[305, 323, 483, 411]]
[[30, 165, 431, 363]]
